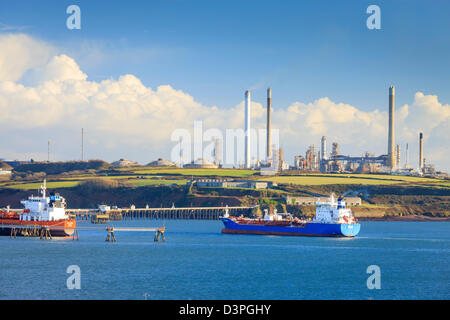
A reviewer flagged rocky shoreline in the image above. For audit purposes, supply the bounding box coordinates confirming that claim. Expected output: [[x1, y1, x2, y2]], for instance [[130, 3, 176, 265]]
[[356, 215, 450, 222]]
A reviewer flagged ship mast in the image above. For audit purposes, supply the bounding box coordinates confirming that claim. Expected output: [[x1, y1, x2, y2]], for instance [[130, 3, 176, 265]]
[[40, 179, 47, 198]]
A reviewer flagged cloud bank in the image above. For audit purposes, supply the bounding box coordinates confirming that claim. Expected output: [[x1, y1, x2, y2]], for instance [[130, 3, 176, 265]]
[[0, 33, 448, 171]]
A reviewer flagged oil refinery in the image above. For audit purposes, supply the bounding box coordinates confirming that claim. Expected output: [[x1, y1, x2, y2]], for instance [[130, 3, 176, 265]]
[[241, 86, 445, 177]]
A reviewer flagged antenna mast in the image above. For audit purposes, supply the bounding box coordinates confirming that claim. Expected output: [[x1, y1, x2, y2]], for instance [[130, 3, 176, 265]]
[[81, 128, 84, 161]]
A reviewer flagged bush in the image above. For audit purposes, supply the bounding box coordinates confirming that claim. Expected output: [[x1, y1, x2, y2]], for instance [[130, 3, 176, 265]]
[[14, 160, 111, 175], [11, 171, 46, 181], [0, 161, 13, 170], [78, 178, 134, 191]]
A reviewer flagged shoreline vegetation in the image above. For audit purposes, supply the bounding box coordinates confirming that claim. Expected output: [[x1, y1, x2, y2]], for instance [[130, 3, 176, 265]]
[[0, 162, 448, 221], [356, 215, 450, 222]]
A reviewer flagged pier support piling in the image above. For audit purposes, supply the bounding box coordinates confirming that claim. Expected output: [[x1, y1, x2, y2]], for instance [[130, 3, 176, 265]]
[[154, 228, 165, 242], [105, 227, 116, 242], [10, 227, 17, 239], [39, 227, 52, 240]]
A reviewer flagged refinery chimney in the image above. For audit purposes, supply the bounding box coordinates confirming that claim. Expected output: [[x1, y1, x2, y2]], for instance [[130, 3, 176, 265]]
[[405, 143, 409, 168], [266, 88, 272, 159], [321, 136, 327, 160], [419, 132, 424, 171], [245, 90, 251, 168], [387, 86, 395, 169]]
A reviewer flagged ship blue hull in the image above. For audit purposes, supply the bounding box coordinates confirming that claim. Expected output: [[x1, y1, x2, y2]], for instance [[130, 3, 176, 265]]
[[221, 218, 360, 237]]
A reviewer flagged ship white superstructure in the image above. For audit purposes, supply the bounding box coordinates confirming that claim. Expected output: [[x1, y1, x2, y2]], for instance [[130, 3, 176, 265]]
[[314, 194, 356, 224], [20, 180, 68, 222]]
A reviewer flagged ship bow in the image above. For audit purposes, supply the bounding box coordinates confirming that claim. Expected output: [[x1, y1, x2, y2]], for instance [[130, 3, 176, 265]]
[[340, 223, 360, 237]]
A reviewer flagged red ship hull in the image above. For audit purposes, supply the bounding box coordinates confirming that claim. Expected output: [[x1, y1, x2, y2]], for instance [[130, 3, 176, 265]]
[[0, 212, 76, 237]]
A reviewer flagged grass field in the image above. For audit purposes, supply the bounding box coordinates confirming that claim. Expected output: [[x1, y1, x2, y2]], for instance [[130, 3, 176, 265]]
[[358, 203, 389, 209], [124, 167, 256, 177], [2, 169, 447, 190], [2, 178, 189, 189], [260, 174, 447, 186], [4, 181, 81, 190], [127, 179, 188, 187], [277, 173, 438, 182]]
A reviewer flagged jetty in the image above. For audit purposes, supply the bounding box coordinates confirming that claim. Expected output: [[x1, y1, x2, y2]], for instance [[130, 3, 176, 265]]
[[2, 205, 257, 241], [105, 226, 165, 242], [1, 224, 79, 240], [67, 205, 256, 221], [2, 224, 165, 242]]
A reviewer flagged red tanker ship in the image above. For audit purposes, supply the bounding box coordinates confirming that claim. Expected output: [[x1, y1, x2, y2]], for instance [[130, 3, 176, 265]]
[[0, 180, 76, 237]]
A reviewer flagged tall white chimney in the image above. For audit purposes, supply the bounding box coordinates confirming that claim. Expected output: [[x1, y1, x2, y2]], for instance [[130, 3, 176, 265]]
[[419, 132, 424, 171], [245, 90, 251, 168], [388, 85, 395, 169], [321, 136, 327, 160], [267, 88, 272, 159]]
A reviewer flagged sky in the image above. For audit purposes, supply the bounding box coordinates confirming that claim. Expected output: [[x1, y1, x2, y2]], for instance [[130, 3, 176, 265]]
[[0, 0, 449, 171]]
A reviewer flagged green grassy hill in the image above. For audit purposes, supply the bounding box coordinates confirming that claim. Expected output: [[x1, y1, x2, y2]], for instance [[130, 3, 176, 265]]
[[1, 165, 448, 219]]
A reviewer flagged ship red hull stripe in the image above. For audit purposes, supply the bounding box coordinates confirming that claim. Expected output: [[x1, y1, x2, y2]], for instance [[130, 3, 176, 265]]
[[221, 228, 355, 237]]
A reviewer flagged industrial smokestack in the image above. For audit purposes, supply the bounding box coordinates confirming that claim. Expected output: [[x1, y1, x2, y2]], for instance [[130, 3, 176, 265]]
[[245, 90, 251, 168], [266, 88, 272, 159], [321, 136, 327, 160], [395, 144, 400, 167], [405, 143, 409, 168], [214, 137, 223, 167], [331, 142, 339, 157], [419, 132, 424, 170], [388, 85, 395, 169]]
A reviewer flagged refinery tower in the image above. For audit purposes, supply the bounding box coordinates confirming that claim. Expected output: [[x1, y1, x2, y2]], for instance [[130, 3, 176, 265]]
[[387, 85, 396, 169], [267, 88, 272, 159], [244, 90, 251, 169]]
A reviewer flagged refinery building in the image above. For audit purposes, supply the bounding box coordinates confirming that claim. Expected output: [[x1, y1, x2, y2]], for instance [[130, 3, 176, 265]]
[[241, 85, 443, 176]]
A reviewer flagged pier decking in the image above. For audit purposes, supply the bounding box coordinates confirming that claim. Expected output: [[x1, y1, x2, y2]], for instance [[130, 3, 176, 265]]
[[67, 206, 256, 221]]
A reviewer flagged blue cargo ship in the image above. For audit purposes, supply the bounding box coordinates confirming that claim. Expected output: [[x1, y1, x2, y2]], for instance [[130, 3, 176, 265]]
[[221, 194, 360, 237]]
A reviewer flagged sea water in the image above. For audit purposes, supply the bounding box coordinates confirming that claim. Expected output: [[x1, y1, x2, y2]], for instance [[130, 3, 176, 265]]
[[0, 220, 448, 300]]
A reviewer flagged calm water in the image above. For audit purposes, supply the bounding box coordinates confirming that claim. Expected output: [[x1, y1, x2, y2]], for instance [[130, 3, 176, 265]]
[[0, 220, 449, 300]]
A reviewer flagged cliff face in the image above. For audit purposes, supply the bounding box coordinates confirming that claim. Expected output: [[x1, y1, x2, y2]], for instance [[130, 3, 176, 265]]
[[0, 183, 448, 220], [0, 186, 244, 209]]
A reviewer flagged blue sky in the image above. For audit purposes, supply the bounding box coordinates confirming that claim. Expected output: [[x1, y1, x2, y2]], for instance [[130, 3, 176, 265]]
[[2, 0, 449, 110]]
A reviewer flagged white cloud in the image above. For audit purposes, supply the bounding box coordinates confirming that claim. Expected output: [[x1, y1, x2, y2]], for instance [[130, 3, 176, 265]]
[[24, 54, 87, 85], [0, 33, 448, 172], [0, 33, 54, 82]]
